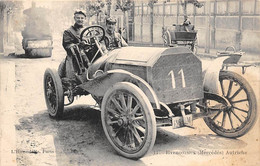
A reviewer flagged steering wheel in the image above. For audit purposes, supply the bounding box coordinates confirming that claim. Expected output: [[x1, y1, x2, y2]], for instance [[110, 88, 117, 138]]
[[80, 25, 105, 46]]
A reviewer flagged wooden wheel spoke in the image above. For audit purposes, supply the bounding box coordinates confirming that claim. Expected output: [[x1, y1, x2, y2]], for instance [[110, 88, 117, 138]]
[[226, 80, 233, 98], [233, 106, 248, 113], [111, 97, 124, 114], [221, 112, 227, 127], [107, 119, 118, 125], [130, 125, 143, 144], [220, 80, 225, 96], [119, 93, 127, 110], [134, 116, 144, 121], [131, 104, 140, 115], [228, 112, 234, 129], [229, 87, 243, 100], [232, 99, 248, 104], [212, 111, 222, 121], [127, 96, 133, 113], [112, 126, 123, 137], [106, 107, 121, 118], [132, 123, 145, 134], [129, 129, 135, 148], [123, 127, 129, 146], [231, 110, 242, 123]]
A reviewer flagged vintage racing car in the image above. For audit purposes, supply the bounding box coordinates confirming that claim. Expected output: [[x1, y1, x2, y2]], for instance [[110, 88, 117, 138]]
[[44, 25, 257, 159], [162, 21, 197, 52]]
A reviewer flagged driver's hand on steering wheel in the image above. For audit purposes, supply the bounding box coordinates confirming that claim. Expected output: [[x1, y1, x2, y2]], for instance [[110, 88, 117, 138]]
[[79, 40, 89, 48]]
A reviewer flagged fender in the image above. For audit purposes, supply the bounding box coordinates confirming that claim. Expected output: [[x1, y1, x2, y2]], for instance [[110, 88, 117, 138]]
[[202, 57, 229, 94], [78, 69, 160, 109]]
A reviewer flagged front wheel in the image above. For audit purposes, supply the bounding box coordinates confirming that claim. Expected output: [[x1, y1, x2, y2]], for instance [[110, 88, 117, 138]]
[[44, 68, 64, 118], [204, 70, 257, 138], [101, 82, 156, 159]]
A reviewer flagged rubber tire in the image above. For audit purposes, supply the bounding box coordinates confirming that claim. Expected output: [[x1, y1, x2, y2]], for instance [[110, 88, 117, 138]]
[[101, 82, 157, 159], [204, 70, 257, 138], [44, 68, 64, 118]]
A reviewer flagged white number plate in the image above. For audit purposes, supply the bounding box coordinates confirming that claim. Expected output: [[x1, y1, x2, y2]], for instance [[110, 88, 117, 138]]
[[172, 114, 193, 129]]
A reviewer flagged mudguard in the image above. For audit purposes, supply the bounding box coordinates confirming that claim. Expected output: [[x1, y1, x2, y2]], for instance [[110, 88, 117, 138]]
[[202, 56, 229, 94], [78, 69, 160, 109]]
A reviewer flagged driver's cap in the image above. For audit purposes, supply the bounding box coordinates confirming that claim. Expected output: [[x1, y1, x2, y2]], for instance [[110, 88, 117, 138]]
[[106, 17, 117, 24], [74, 9, 86, 17]]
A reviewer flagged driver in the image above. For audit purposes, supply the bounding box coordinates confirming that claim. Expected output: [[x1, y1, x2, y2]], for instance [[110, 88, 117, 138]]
[[62, 10, 87, 53], [58, 10, 89, 79]]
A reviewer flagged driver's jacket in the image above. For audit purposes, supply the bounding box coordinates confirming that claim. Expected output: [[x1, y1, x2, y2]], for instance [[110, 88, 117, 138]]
[[62, 24, 83, 54], [60, 24, 89, 79]]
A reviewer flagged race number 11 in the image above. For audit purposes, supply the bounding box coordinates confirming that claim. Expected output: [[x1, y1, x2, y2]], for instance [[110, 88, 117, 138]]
[[168, 69, 186, 89]]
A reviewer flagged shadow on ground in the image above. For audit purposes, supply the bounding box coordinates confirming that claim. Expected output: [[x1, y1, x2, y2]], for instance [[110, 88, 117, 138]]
[[154, 128, 246, 152], [16, 105, 145, 165], [15, 105, 247, 165], [6, 53, 51, 59]]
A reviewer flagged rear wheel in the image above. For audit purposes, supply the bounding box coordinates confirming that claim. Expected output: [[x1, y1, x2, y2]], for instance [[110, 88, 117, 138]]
[[101, 82, 156, 159], [204, 71, 257, 138], [44, 68, 64, 118]]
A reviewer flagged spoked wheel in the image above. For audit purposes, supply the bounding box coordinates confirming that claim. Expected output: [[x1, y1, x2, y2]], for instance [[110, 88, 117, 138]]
[[44, 68, 64, 118], [204, 70, 257, 138], [101, 82, 156, 159]]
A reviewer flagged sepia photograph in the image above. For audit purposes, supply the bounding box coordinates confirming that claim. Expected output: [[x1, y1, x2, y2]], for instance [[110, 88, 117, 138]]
[[0, 0, 259, 165]]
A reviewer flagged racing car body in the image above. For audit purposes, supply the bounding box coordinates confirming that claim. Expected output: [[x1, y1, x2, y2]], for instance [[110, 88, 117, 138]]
[[44, 26, 257, 159], [82, 46, 204, 104]]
